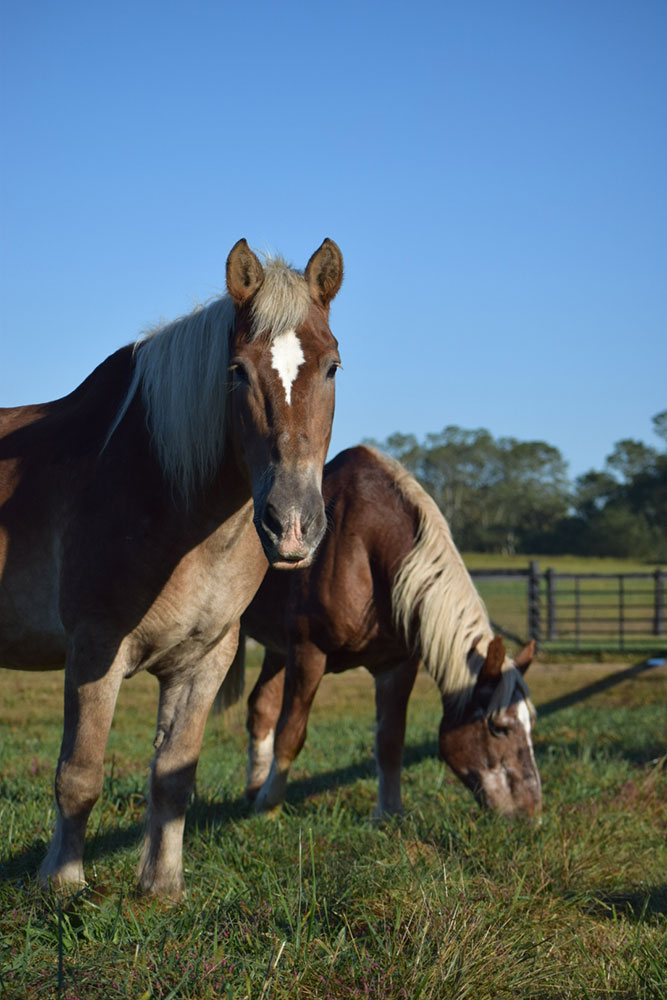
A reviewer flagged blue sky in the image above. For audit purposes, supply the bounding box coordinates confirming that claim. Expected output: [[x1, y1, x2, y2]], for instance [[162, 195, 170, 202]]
[[1, 0, 665, 480]]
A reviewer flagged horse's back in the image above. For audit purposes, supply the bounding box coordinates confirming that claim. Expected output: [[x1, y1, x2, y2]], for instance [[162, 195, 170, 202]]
[[321, 446, 418, 567]]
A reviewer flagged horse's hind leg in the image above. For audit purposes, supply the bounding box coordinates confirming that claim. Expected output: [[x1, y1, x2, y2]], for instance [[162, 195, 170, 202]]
[[373, 658, 419, 820], [40, 632, 125, 890], [255, 642, 326, 812], [137, 627, 239, 900], [246, 648, 286, 800]]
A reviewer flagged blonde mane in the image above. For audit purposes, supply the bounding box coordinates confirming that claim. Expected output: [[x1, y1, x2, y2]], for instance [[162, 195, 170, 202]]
[[107, 257, 311, 504], [367, 448, 525, 718]]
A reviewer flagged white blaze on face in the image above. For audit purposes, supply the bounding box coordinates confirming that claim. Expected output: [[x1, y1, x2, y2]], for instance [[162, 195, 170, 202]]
[[516, 697, 533, 742], [270, 328, 305, 405], [516, 696, 541, 792]]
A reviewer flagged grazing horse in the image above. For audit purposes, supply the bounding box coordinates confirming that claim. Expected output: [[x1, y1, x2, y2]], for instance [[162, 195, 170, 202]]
[[0, 238, 344, 899], [239, 445, 542, 819]]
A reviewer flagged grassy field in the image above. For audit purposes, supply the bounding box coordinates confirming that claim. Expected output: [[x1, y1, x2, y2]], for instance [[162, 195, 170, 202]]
[[1, 645, 666, 999], [461, 554, 666, 574]]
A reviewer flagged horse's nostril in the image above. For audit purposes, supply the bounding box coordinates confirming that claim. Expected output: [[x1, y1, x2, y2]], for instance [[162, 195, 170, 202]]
[[262, 503, 283, 538], [300, 508, 322, 537]]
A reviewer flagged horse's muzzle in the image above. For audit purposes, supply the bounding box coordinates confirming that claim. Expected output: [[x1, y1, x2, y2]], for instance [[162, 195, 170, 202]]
[[254, 485, 326, 570]]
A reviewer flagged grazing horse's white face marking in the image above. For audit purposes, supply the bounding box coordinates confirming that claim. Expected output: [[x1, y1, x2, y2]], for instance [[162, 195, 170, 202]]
[[516, 696, 541, 792], [516, 697, 532, 742], [270, 329, 305, 405]]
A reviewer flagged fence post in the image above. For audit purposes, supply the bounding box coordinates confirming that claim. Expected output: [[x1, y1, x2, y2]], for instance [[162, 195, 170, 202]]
[[655, 569, 664, 637], [546, 568, 557, 640], [528, 560, 541, 646]]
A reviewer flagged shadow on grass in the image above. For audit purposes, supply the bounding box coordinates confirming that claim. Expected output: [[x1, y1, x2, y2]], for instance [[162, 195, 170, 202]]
[[0, 771, 342, 882], [2, 669, 663, 880], [279, 738, 439, 806], [578, 885, 667, 922], [1, 722, 661, 880], [0, 740, 445, 880], [537, 657, 665, 718]]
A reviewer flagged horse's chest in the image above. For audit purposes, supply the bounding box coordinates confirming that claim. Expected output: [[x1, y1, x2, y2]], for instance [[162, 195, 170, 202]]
[[129, 522, 267, 673]]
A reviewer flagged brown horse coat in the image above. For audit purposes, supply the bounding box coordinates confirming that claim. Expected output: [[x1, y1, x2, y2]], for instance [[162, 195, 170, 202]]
[[241, 445, 541, 819], [0, 239, 344, 898]]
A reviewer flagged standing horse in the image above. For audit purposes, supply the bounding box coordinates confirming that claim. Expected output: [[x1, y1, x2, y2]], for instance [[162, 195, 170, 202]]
[[240, 446, 541, 819], [0, 238, 344, 899]]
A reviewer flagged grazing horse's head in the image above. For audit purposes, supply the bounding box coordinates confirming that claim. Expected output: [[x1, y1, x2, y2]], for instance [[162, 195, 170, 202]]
[[226, 239, 343, 570], [439, 637, 542, 819]]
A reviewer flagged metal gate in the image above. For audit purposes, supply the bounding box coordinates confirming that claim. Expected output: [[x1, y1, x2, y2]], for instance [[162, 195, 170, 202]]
[[470, 563, 666, 654]]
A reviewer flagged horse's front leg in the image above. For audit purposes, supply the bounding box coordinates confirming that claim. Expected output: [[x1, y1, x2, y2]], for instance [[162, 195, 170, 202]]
[[255, 642, 326, 812], [246, 648, 286, 800], [137, 626, 239, 901], [40, 630, 126, 890], [373, 658, 419, 820]]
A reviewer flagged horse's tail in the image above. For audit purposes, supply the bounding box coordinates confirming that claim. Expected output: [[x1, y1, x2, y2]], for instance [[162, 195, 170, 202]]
[[213, 629, 246, 714]]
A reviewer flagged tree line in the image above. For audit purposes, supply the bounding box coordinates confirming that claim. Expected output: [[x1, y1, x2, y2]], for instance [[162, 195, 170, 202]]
[[365, 411, 667, 559]]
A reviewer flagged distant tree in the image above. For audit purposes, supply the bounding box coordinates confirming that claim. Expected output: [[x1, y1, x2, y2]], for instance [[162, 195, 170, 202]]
[[585, 506, 658, 559], [554, 411, 667, 559], [572, 470, 618, 518], [367, 411, 667, 558], [366, 426, 569, 553], [605, 438, 657, 482], [652, 410, 667, 445]]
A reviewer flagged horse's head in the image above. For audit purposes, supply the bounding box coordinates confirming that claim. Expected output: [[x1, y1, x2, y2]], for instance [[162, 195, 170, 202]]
[[226, 239, 343, 570], [439, 637, 542, 819]]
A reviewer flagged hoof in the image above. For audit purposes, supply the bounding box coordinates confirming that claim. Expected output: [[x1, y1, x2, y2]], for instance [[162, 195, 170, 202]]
[[38, 862, 86, 895], [136, 861, 186, 903], [372, 808, 404, 827], [261, 803, 284, 821], [254, 794, 283, 818], [137, 877, 186, 904]]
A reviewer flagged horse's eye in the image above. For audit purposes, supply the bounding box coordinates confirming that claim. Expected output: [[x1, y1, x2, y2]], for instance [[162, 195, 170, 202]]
[[229, 362, 250, 385], [327, 362, 341, 380], [489, 710, 514, 737]]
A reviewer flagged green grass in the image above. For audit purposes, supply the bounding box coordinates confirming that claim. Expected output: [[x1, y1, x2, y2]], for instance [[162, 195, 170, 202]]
[[461, 554, 666, 574], [1, 654, 666, 999]]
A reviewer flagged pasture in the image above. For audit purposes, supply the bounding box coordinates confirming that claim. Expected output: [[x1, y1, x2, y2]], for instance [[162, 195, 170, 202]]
[[463, 554, 667, 657], [1, 644, 665, 999]]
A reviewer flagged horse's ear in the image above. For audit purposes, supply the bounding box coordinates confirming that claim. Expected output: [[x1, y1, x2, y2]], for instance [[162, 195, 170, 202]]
[[305, 238, 344, 310], [226, 239, 265, 307], [514, 639, 536, 675], [479, 635, 505, 682]]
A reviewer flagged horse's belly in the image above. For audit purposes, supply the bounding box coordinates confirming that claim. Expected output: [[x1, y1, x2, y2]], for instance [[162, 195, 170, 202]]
[[0, 593, 66, 669], [0, 584, 66, 669], [0, 633, 66, 670]]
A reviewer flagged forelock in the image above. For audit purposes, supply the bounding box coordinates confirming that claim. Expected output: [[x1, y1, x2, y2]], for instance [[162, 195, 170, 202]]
[[488, 667, 535, 720], [249, 257, 311, 340]]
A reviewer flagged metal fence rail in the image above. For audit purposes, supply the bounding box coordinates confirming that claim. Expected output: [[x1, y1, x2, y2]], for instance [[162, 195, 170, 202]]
[[470, 562, 666, 653]]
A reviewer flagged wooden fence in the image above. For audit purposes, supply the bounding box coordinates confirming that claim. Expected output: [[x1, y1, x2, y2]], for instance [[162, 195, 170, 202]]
[[469, 562, 666, 654]]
